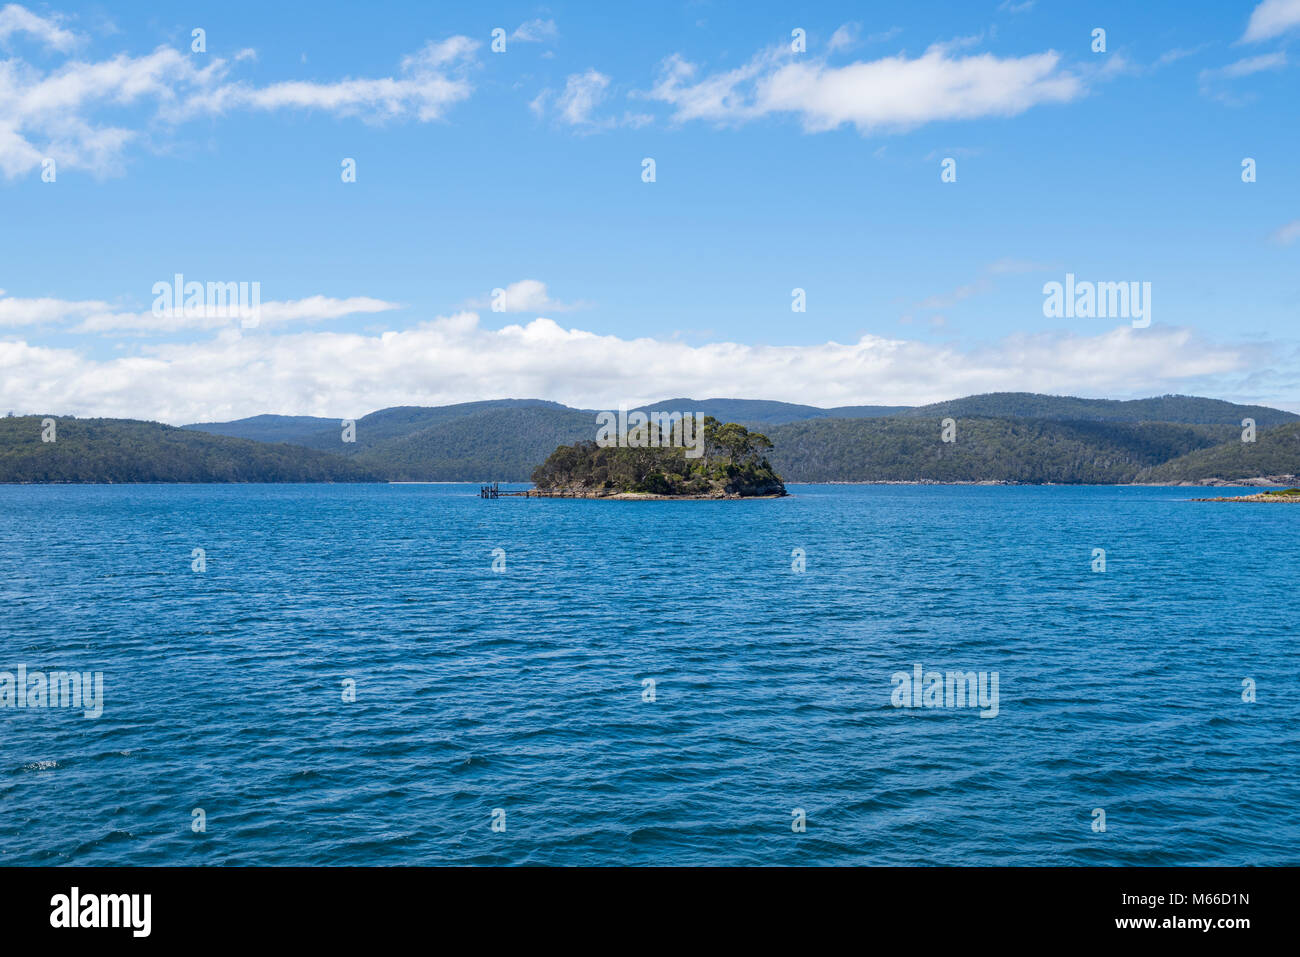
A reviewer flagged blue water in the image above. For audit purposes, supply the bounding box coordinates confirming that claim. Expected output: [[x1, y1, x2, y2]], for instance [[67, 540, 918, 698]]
[[0, 483, 1296, 866]]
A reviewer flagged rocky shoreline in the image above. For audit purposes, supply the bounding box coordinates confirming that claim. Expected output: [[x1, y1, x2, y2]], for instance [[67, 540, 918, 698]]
[[509, 485, 787, 500], [1192, 488, 1300, 503]]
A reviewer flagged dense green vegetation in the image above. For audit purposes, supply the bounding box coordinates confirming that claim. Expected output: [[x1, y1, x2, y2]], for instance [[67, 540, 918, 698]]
[[0, 416, 380, 483], [180, 413, 337, 444], [632, 398, 909, 425], [345, 405, 595, 481], [896, 392, 1297, 426], [11, 394, 1299, 485], [1134, 422, 1300, 483], [182, 400, 580, 451], [764, 417, 1241, 483], [530, 418, 785, 496]]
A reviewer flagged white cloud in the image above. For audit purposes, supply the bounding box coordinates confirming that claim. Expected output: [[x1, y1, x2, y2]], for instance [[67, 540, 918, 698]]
[[645, 41, 1083, 133], [0, 314, 1273, 423], [556, 68, 609, 125], [0, 293, 110, 326], [73, 296, 400, 333], [828, 24, 859, 53], [1242, 0, 1300, 42], [257, 296, 399, 323], [1198, 52, 1288, 102], [511, 19, 558, 43], [1218, 52, 1287, 77], [0, 289, 399, 332], [531, 72, 650, 130], [474, 280, 581, 314], [181, 36, 479, 123], [0, 3, 78, 51], [0, 25, 479, 176]]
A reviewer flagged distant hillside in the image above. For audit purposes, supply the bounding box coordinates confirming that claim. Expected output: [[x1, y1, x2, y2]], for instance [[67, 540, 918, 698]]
[[632, 398, 909, 426], [186, 394, 1296, 450], [897, 393, 1297, 426], [0, 417, 380, 483], [181, 414, 338, 445], [51, 392, 1300, 485], [188, 399, 576, 449], [1134, 422, 1300, 483], [765, 417, 1240, 484], [343, 405, 594, 481]]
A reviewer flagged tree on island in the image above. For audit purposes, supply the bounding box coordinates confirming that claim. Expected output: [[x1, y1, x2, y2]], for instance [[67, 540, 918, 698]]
[[530, 416, 785, 497]]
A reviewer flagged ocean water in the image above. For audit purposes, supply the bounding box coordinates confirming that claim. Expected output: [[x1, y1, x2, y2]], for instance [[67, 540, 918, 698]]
[[0, 483, 1296, 866]]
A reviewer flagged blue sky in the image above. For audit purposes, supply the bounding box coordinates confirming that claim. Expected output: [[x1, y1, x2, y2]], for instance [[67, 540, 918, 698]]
[[1, 0, 1298, 422]]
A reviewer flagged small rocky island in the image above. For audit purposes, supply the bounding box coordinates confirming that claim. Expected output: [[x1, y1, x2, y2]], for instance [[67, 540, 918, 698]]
[[1193, 487, 1300, 503], [522, 417, 787, 499]]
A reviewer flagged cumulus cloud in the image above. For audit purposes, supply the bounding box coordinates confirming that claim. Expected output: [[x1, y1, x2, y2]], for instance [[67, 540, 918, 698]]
[[645, 40, 1083, 133], [0, 291, 110, 326], [1242, 0, 1300, 42], [0, 313, 1273, 423], [472, 280, 582, 313], [0, 12, 479, 176]]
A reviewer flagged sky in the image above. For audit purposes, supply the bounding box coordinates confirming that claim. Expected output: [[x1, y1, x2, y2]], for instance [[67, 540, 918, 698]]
[[0, 0, 1297, 423]]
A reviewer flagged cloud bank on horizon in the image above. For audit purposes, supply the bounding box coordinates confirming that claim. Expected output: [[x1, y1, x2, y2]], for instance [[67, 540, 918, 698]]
[[1, 1, 1297, 422], [0, 306, 1290, 424]]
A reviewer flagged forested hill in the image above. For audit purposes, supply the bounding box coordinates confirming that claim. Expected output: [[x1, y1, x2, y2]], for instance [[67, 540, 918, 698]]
[[0, 416, 381, 483], [185, 392, 1298, 446], [8, 392, 1300, 484], [763, 418, 1243, 484], [1134, 422, 1300, 483], [178, 413, 338, 445], [896, 393, 1297, 426]]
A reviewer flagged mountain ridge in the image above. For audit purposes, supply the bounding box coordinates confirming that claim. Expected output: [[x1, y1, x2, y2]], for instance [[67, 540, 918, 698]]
[[8, 393, 1297, 484]]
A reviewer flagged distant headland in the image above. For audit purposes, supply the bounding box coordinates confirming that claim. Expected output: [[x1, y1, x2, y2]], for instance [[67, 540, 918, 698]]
[[1192, 488, 1300, 503]]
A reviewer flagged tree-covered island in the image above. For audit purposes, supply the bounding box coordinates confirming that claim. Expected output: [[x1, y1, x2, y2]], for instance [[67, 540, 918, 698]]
[[526, 417, 787, 498]]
